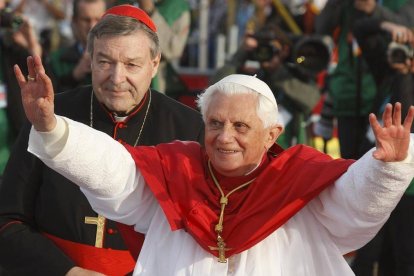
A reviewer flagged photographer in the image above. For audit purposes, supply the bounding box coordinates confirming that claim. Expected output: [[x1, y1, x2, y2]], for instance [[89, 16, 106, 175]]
[[377, 21, 413, 123], [316, 0, 414, 163], [0, 9, 42, 133], [352, 18, 414, 275], [0, 6, 42, 174], [212, 24, 322, 148], [353, 19, 414, 110], [0, 4, 41, 276], [9, 0, 66, 55]]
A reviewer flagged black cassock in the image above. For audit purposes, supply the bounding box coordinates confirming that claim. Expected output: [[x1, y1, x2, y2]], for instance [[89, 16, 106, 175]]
[[0, 86, 204, 275]]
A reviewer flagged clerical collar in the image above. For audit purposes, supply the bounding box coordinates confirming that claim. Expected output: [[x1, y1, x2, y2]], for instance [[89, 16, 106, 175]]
[[99, 91, 149, 124], [113, 114, 128, 122]]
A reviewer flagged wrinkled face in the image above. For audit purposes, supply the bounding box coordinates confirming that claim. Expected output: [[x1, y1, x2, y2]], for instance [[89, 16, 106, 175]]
[[205, 92, 281, 177], [91, 31, 160, 114], [72, 0, 106, 46]]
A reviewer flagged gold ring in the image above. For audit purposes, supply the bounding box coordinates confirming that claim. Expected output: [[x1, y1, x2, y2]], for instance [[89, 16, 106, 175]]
[[27, 75, 35, 81]]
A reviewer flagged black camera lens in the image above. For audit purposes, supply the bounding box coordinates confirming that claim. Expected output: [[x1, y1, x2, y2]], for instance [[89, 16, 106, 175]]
[[251, 44, 279, 62], [293, 35, 332, 75], [387, 42, 414, 64], [390, 48, 408, 63]]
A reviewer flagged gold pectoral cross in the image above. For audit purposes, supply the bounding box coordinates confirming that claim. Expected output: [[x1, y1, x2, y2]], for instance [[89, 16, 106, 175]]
[[209, 235, 232, 263], [84, 214, 106, 248], [207, 160, 254, 263]]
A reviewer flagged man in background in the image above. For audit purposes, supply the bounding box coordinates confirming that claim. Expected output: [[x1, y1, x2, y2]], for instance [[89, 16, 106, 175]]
[[47, 0, 106, 93]]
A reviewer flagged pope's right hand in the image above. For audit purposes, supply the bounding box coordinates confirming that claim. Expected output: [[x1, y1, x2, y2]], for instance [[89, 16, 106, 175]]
[[14, 55, 56, 132]]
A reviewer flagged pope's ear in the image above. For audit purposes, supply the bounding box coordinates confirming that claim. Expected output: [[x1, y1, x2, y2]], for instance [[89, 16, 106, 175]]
[[266, 124, 284, 147]]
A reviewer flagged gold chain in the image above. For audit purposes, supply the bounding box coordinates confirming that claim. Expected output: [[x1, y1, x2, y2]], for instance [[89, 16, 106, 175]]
[[207, 160, 256, 262], [89, 89, 151, 146]]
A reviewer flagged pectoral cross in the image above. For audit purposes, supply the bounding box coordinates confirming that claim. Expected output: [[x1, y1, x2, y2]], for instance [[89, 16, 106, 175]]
[[84, 214, 106, 248], [209, 235, 232, 263]]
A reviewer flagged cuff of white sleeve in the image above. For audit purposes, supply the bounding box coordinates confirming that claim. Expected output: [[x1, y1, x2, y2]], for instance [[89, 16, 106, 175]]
[[28, 116, 69, 158]]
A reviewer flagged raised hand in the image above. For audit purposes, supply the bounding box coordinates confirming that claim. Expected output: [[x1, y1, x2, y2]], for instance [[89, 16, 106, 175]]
[[14, 55, 56, 132], [369, 103, 414, 162]]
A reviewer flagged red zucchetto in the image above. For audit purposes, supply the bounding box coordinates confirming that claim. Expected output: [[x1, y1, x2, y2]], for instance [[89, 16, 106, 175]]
[[103, 4, 157, 32]]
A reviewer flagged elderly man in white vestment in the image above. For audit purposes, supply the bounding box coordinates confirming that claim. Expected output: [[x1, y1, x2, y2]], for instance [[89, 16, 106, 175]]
[[15, 55, 414, 276]]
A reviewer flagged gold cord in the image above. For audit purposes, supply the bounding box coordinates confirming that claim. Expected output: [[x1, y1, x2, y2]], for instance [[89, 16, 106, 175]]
[[207, 160, 256, 262]]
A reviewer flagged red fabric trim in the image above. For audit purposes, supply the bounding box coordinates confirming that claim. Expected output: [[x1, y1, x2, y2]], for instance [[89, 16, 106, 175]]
[[0, 220, 22, 233], [97, 91, 148, 140], [100, 90, 148, 125], [125, 142, 355, 258], [44, 233, 135, 275], [116, 223, 144, 261], [103, 5, 157, 32]]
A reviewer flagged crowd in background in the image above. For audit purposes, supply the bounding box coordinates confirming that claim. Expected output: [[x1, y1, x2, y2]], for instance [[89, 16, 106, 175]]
[[0, 0, 413, 275]]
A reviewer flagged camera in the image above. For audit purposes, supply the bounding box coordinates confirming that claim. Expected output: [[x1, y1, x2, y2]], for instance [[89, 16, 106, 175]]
[[247, 33, 281, 63], [387, 41, 414, 64], [0, 8, 24, 31], [244, 29, 332, 76], [291, 35, 333, 76], [251, 43, 280, 62]]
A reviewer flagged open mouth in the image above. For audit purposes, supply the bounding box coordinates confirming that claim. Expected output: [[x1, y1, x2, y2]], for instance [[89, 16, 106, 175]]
[[218, 148, 238, 154]]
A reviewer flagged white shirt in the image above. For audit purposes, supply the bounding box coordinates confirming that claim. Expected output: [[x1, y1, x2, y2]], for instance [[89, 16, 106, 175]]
[[28, 116, 414, 276]]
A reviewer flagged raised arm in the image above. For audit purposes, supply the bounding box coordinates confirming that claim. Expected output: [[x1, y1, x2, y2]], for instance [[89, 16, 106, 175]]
[[309, 103, 414, 253]]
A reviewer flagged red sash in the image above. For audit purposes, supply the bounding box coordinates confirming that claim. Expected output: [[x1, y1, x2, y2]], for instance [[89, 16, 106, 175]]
[[44, 233, 135, 275], [126, 141, 354, 258]]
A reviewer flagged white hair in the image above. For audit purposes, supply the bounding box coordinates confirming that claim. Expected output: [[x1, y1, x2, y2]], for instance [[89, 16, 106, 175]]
[[196, 81, 279, 128]]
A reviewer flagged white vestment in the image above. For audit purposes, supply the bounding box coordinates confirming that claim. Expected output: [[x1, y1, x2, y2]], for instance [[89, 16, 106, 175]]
[[28, 116, 414, 276]]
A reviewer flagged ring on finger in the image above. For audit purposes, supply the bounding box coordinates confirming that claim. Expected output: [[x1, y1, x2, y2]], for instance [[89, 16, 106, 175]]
[[27, 75, 35, 81]]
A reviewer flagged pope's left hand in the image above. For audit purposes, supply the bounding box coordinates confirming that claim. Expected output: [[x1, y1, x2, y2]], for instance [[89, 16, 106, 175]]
[[369, 102, 414, 162]]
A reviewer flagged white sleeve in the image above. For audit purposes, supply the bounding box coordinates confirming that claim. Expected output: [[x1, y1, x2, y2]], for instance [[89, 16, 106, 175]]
[[28, 116, 158, 231], [308, 134, 414, 253]]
